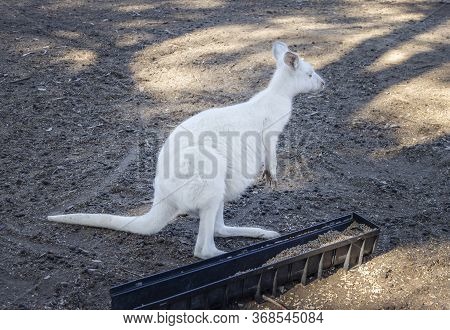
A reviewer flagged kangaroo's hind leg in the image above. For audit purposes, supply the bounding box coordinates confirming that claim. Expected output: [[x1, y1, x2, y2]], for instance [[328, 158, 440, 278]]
[[214, 201, 280, 239], [194, 200, 226, 259]]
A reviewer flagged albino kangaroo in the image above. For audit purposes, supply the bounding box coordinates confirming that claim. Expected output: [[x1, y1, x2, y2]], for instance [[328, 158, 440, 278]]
[[48, 41, 325, 259]]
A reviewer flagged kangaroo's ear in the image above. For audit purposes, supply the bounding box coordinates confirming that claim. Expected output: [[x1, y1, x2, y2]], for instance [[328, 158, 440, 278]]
[[272, 41, 289, 61], [284, 51, 299, 70]]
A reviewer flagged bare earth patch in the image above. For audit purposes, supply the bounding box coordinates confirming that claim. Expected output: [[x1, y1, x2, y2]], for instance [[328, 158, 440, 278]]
[[247, 241, 450, 310]]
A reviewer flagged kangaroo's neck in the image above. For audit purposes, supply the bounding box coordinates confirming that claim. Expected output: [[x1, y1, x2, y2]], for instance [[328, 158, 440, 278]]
[[250, 70, 294, 116]]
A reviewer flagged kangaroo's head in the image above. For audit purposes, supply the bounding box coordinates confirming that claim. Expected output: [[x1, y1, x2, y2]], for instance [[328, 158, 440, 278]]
[[272, 41, 325, 96]]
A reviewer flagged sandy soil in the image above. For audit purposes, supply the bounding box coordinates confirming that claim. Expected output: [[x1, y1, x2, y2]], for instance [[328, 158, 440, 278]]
[[0, 0, 448, 309]]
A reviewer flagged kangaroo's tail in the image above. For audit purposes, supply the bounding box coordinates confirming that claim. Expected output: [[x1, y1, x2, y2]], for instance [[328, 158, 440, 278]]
[[47, 200, 177, 235]]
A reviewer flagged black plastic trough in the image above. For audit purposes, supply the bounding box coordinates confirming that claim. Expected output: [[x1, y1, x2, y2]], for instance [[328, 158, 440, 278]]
[[110, 213, 379, 309]]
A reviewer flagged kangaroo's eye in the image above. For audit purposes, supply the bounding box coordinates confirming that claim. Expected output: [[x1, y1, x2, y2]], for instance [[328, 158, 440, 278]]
[[308, 74, 313, 78]]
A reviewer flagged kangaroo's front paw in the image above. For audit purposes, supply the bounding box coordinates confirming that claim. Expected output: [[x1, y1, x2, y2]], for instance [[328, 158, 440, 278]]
[[262, 169, 278, 188]]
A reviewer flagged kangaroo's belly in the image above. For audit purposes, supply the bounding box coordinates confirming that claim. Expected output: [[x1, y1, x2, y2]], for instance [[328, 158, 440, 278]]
[[220, 138, 264, 201], [224, 175, 255, 201]]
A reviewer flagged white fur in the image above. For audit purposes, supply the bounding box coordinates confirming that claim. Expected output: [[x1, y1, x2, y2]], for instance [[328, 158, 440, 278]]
[[48, 41, 325, 259]]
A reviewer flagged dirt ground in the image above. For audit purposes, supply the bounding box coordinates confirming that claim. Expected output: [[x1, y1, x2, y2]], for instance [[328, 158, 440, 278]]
[[0, 0, 449, 309]]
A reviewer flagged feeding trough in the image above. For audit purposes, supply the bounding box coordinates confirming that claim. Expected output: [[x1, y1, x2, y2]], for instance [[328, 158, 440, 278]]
[[110, 213, 379, 309]]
